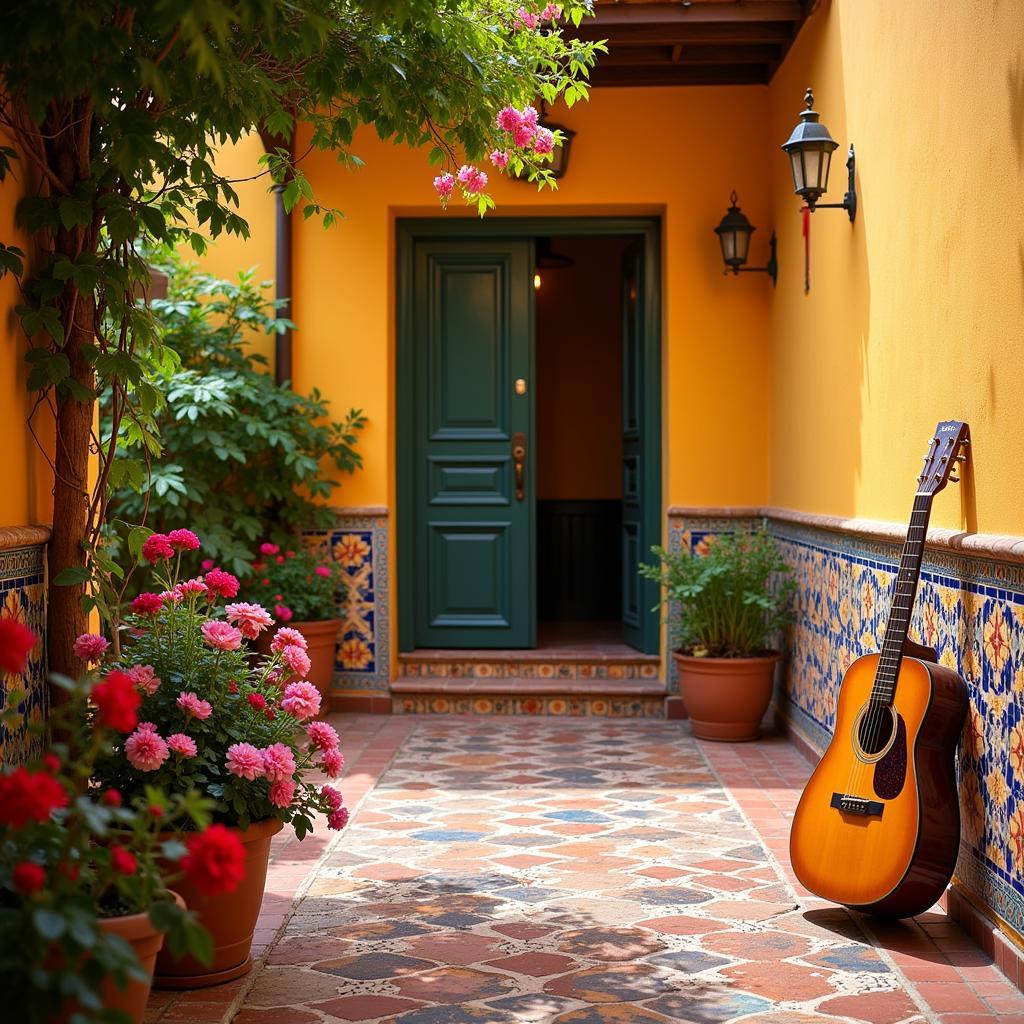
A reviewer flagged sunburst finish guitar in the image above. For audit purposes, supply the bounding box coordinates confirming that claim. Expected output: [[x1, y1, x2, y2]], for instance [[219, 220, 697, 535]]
[[790, 420, 970, 918]]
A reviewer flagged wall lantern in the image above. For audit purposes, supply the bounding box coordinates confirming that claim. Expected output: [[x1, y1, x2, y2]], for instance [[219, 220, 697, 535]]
[[516, 102, 575, 181], [781, 87, 856, 222], [714, 192, 778, 286]]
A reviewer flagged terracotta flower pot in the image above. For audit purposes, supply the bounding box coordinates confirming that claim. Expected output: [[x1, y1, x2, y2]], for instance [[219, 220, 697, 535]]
[[52, 893, 182, 1024], [154, 818, 282, 989], [673, 651, 781, 742], [258, 617, 339, 715]]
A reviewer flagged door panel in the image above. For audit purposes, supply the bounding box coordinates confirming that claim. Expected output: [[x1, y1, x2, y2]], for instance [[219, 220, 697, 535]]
[[411, 240, 534, 648]]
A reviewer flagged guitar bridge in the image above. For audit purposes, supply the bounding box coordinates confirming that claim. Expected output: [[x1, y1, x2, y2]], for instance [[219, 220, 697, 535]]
[[831, 792, 884, 818]]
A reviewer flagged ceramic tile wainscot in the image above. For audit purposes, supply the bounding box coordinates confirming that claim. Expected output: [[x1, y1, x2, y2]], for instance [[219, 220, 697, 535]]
[[0, 526, 49, 766], [668, 507, 1024, 992]]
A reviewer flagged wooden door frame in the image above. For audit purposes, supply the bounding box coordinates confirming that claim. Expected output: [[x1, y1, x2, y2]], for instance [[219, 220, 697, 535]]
[[396, 215, 662, 654]]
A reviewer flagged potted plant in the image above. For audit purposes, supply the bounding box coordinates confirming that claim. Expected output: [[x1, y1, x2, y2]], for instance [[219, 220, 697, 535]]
[[249, 541, 345, 711], [0, 620, 218, 1024], [640, 528, 796, 741], [91, 530, 351, 988]]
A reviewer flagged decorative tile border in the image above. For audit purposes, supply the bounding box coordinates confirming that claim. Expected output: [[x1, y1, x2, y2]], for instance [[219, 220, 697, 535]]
[[0, 541, 48, 766], [327, 509, 390, 692], [667, 507, 1024, 952], [391, 694, 666, 716], [399, 659, 661, 680]]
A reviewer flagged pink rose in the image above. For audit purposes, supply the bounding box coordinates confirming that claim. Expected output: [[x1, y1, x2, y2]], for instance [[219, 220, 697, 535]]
[[131, 592, 164, 616], [271, 627, 308, 653], [125, 728, 169, 772], [321, 785, 343, 810], [281, 644, 312, 679], [175, 577, 208, 600], [167, 733, 198, 758], [168, 529, 201, 552], [200, 620, 243, 652], [320, 747, 345, 779], [177, 691, 213, 720], [205, 568, 240, 599], [142, 534, 174, 563], [127, 664, 160, 696], [274, 604, 294, 622], [261, 742, 296, 782], [306, 721, 340, 752], [269, 778, 296, 808], [225, 602, 273, 640], [281, 680, 320, 721], [327, 806, 350, 831], [259, 542, 280, 556], [226, 742, 265, 781], [74, 633, 109, 663]]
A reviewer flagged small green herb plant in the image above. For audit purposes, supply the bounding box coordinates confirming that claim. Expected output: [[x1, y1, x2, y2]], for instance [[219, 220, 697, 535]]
[[640, 527, 796, 658]]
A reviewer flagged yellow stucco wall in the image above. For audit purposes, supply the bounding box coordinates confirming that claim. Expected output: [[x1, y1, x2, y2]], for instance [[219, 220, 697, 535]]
[[205, 86, 776, 513], [768, 0, 1024, 536]]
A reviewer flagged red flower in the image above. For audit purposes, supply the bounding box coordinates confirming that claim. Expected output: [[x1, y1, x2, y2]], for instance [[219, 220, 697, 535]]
[[42, 754, 61, 773], [131, 592, 164, 616], [148, 804, 164, 818], [228, 680, 239, 694], [205, 568, 240, 599], [92, 671, 141, 733], [247, 692, 266, 710], [101, 789, 122, 807], [12, 861, 46, 894], [141, 533, 175, 563], [168, 529, 201, 552], [0, 767, 68, 829], [59, 861, 80, 882], [0, 618, 36, 675], [109, 844, 137, 875], [180, 825, 246, 896]]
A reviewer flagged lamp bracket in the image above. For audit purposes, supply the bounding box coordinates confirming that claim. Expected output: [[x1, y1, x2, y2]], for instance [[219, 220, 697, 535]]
[[810, 145, 856, 222], [731, 231, 779, 287]]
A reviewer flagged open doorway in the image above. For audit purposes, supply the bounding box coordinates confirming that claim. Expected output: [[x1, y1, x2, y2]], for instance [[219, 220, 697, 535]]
[[535, 234, 635, 651]]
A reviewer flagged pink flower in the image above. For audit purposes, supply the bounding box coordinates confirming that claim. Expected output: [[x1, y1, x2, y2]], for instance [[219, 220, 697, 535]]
[[321, 785, 343, 811], [321, 747, 345, 779], [489, 149, 510, 169], [205, 568, 240, 599], [136, 720, 159, 734], [306, 721, 340, 752], [281, 680, 320, 721], [74, 633, 109, 663], [226, 742, 265, 780], [314, 565, 332, 578], [160, 588, 183, 605], [516, 6, 538, 30], [519, 105, 539, 130], [201, 620, 243, 652], [127, 664, 160, 696], [167, 733, 198, 758], [177, 691, 213, 720], [131, 592, 164, 616], [542, 3, 562, 20], [512, 121, 538, 148], [533, 126, 555, 155], [457, 164, 488, 194], [225, 602, 273, 640], [175, 577, 208, 600], [433, 172, 455, 203], [496, 105, 521, 133], [327, 806, 350, 831], [259, 542, 280, 556], [281, 644, 312, 679], [247, 692, 267, 711], [125, 728, 169, 772], [261, 743, 296, 782], [200, 559, 215, 570], [271, 627, 308, 653], [269, 778, 296, 808], [142, 534, 174, 563], [168, 529, 201, 552], [274, 603, 294, 622]]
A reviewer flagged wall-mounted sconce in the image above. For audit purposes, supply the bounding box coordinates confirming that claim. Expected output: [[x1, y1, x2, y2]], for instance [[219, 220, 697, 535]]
[[781, 88, 856, 222], [714, 192, 778, 286]]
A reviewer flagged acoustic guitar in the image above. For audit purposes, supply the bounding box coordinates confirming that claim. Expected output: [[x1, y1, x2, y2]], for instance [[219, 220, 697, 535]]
[[789, 420, 970, 918]]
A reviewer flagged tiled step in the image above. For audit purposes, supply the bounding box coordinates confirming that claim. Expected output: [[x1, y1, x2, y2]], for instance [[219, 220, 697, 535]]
[[397, 648, 662, 681]]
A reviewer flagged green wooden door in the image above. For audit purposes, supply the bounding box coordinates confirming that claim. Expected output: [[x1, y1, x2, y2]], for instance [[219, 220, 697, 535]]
[[621, 239, 659, 654], [408, 239, 535, 648]]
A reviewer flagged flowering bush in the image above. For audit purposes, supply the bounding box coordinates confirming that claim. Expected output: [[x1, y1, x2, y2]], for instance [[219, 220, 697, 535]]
[[247, 541, 345, 623], [93, 532, 350, 838], [0, 619, 228, 1023]]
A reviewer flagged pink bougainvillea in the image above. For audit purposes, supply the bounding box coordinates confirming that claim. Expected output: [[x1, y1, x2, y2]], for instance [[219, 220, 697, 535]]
[[457, 164, 489, 194]]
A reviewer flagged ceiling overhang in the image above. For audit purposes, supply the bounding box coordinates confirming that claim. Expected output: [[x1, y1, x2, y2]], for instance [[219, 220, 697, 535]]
[[571, 0, 816, 87]]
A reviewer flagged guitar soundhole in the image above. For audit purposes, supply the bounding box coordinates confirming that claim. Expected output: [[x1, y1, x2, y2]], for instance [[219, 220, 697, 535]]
[[857, 703, 896, 756]]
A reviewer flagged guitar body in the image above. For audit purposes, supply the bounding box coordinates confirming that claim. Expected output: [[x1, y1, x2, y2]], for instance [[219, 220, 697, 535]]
[[790, 651, 968, 917]]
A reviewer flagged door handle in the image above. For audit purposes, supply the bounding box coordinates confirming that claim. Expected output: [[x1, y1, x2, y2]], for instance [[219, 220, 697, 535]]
[[511, 432, 527, 501]]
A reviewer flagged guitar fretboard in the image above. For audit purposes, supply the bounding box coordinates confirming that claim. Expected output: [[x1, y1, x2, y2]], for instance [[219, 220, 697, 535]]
[[870, 493, 933, 704]]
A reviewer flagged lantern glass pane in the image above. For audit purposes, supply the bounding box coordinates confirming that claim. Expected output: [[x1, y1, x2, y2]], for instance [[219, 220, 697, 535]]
[[788, 151, 804, 193], [720, 230, 737, 263], [821, 148, 833, 192], [803, 148, 823, 192], [736, 228, 752, 264]]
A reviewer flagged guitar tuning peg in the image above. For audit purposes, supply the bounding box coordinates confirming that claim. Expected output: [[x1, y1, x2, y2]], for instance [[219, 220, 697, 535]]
[[955, 454, 968, 463], [949, 474, 961, 484]]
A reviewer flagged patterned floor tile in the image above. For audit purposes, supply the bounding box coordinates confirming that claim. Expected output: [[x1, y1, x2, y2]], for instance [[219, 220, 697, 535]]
[[222, 719, 1021, 1024]]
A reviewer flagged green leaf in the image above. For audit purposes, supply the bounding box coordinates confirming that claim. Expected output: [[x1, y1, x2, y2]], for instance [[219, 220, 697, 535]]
[[53, 566, 91, 586], [33, 907, 67, 941]]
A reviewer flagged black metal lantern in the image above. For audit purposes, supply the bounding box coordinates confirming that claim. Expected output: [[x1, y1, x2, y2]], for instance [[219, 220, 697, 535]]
[[540, 112, 575, 180], [714, 192, 778, 286], [781, 88, 856, 221]]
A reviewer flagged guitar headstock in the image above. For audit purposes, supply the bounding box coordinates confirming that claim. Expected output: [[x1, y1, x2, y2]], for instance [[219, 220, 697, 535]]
[[918, 420, 971, 495]]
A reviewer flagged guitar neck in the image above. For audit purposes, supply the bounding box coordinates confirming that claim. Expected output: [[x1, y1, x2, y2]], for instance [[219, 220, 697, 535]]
[[871, 492, 933, 704]]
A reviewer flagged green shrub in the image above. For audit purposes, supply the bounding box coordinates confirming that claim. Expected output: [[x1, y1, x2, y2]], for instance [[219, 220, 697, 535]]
[[107, 256, 364, 577], [640, 527, 796, 658]]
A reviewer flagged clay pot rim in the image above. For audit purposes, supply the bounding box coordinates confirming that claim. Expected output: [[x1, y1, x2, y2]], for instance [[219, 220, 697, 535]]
[[673, 650, 781, 668], [286, 617, 341, 630], [154, 817, 284, 845], [99, 890, 184, 941]]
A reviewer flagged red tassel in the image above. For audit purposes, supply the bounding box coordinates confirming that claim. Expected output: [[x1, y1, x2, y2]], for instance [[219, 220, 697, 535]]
[[801, 204, 811, 294]]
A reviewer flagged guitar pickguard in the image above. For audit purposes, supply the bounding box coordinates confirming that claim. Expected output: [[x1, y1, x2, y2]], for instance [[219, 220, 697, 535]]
[[873, 714, 907, 800]]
